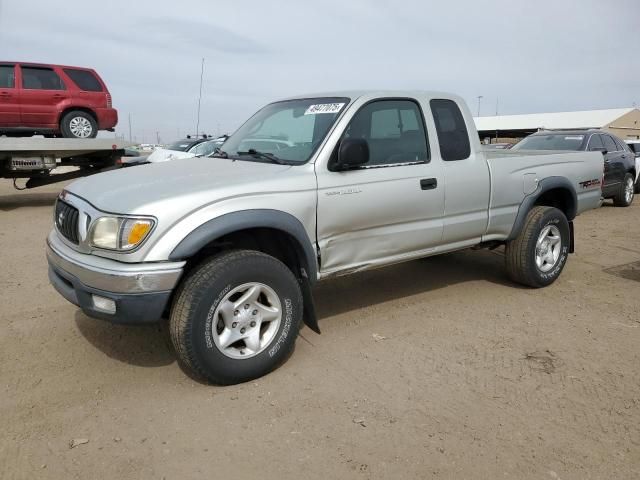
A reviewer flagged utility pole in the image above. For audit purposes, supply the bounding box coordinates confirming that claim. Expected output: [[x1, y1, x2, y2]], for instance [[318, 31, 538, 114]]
[[156, 131, 160, 144], [128, 113, 132, 142], [477, 96, 483, 117], [195, 57, 205, 140], [495, 97, 499, 116]]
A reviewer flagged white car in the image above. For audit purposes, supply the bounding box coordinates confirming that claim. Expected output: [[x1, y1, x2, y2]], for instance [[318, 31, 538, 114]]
[[146, 137, 226, 163], [121, 137, 227, 166], [624, 139, 640, 192]]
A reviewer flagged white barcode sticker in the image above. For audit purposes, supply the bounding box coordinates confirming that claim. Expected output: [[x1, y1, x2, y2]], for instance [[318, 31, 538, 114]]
[[304, 103, 345, 115]]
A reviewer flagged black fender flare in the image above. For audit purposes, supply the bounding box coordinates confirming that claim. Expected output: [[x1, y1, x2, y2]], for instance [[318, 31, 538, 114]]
[[507, 176, 577, 241], [168, 209, 321, 333]]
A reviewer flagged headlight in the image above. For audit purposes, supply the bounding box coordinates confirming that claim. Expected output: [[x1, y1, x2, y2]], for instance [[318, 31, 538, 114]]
[[89, 216, 154, 251]]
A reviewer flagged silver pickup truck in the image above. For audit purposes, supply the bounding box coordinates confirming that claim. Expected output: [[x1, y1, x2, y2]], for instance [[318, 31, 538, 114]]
[[47, 91, 603, 384]]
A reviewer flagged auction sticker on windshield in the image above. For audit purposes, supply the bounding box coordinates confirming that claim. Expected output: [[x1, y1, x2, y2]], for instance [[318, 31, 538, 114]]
[[305, 103, 345, 115]]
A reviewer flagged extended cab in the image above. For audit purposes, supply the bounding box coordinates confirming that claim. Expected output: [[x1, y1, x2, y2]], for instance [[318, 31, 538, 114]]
[[46, 91, 603, 384]]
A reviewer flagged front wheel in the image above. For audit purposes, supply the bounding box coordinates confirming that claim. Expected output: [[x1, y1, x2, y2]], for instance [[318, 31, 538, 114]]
[[613, 173, 635, 207], [170, 250, 303, 385], [505, 206, 570, 288], [60, 110, 98, 139]]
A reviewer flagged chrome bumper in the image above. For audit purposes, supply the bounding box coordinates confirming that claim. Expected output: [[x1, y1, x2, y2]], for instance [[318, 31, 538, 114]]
[[46, 231, 184, 294]]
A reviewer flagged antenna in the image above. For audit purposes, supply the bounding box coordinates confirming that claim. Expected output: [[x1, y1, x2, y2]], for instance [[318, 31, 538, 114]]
[[195, 58, 205, 141]]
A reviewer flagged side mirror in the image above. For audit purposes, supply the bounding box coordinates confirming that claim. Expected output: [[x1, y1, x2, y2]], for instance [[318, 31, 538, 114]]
[[590, 147, 607, 154], [334, 138, 369, 171]]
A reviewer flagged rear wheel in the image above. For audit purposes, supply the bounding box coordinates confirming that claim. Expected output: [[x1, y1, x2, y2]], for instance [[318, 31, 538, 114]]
[[60, 110, 97, 139], [613, 173, 635, 207], [170, 250, 303, 385], [505, 206, 570, 288]]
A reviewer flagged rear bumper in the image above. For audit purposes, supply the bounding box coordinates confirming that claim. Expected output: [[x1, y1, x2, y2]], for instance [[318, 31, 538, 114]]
[[46, 233, 184, 324], [95, 108, 118, 130]]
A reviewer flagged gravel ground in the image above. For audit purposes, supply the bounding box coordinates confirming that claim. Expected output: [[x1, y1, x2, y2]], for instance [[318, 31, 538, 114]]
[[1, 179, 639, 479]]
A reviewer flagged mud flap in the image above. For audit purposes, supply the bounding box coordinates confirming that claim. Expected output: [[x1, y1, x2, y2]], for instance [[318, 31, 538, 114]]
[[569, 221, 575, 253], [299, 278, 320, 334]]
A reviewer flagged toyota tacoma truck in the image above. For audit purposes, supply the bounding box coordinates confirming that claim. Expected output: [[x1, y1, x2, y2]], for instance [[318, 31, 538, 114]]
[[46, 91, 604, 384]]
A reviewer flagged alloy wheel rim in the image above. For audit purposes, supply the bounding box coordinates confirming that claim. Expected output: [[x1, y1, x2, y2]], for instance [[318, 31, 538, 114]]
[[211, 282, 282, 359], [535, 225, 562, 273], [625, 178, 634, 204], [69, 117, 93, 138]]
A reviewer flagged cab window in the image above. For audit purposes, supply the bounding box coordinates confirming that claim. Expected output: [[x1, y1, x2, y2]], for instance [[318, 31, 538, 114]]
[[342, 99, 429, 166]]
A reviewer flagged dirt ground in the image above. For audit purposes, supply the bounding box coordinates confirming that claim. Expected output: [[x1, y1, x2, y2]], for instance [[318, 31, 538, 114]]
[[1, 178, 639, 480]]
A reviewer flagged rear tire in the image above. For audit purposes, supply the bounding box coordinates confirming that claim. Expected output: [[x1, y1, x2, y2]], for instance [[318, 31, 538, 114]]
[[505, 206, 570, 288], [170, 250, 303, 385], [60, 110, 97, 139], [613, 173, 635, 207]]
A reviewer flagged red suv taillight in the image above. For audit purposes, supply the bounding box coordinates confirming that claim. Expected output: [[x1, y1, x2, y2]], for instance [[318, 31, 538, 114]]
[[106, 93, 112, 108]]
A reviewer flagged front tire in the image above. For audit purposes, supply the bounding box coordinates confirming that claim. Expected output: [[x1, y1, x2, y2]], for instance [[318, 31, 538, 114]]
[[505, 206, 570, 288], [613, 173, 635, 207], [170, 250, 303, 385], [60, 110, 97, 139]]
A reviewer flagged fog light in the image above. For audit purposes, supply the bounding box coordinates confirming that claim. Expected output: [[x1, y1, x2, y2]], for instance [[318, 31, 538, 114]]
[[92, 295, 116, 314]]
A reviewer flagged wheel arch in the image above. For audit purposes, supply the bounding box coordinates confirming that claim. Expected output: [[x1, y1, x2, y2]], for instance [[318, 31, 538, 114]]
[[59, 106, 97, 126], [169, 209, 318, 284], [507, 176, 577, 241], [168, 209, 320, 333]]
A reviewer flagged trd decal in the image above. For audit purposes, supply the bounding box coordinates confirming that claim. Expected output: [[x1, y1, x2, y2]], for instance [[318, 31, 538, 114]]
[[579, 179, 601, 189]]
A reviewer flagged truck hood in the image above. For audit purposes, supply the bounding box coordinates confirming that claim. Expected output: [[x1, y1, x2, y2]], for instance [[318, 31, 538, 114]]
[[66, 157, 295, 215]]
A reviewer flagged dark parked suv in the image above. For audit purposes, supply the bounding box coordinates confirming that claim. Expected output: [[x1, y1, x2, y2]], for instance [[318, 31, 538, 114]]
[[0, 62, 117, 138], [513, 129, 636, 207]]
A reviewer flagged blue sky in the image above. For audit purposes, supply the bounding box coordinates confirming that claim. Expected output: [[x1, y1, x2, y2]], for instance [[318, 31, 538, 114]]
[[1, 0, 638, 143]]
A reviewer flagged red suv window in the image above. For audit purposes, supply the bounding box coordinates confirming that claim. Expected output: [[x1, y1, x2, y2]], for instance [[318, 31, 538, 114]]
[[22, 66, 66, 90], [63, 68, 103, 92], [0, 65, 15, 88]]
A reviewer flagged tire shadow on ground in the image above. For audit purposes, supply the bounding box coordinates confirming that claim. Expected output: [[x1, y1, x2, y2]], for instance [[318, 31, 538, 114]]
[[74, 311, 176, 368]]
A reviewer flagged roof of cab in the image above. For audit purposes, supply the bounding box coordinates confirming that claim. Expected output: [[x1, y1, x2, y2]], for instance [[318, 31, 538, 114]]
[[275, 90, 463, 103]]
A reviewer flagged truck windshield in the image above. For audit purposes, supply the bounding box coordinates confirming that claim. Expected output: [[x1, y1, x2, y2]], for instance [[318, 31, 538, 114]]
[[513, 134, 585, 151], [219, 97, 350, 163]]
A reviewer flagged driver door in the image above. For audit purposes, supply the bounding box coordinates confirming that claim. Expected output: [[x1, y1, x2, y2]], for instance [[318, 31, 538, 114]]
[[316, 98, 444, 275]]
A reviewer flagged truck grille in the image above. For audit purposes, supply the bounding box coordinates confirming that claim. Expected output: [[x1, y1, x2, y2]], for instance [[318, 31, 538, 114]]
[[55, 199, 80, 244]]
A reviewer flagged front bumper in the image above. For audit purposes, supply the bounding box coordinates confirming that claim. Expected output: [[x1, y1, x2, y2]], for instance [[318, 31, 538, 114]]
[[46, 232, 184, 324]]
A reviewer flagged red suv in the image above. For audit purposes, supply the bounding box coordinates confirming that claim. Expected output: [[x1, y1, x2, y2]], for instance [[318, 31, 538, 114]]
[[0, 62, 117, 138]]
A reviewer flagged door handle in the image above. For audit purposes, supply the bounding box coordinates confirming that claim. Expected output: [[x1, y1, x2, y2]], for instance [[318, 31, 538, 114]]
[[420, 178, 438, 190]]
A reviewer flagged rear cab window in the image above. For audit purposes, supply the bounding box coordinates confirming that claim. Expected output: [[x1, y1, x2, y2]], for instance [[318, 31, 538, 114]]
[[21, 66, 65, 90], [63, 68, 104, 92], [430, 99, 471, 161], [0, 65, 15, 88]]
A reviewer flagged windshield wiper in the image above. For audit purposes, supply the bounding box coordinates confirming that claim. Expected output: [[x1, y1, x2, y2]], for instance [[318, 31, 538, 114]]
[[236, 149, 288, 165], [210, 147, 228, 158]]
